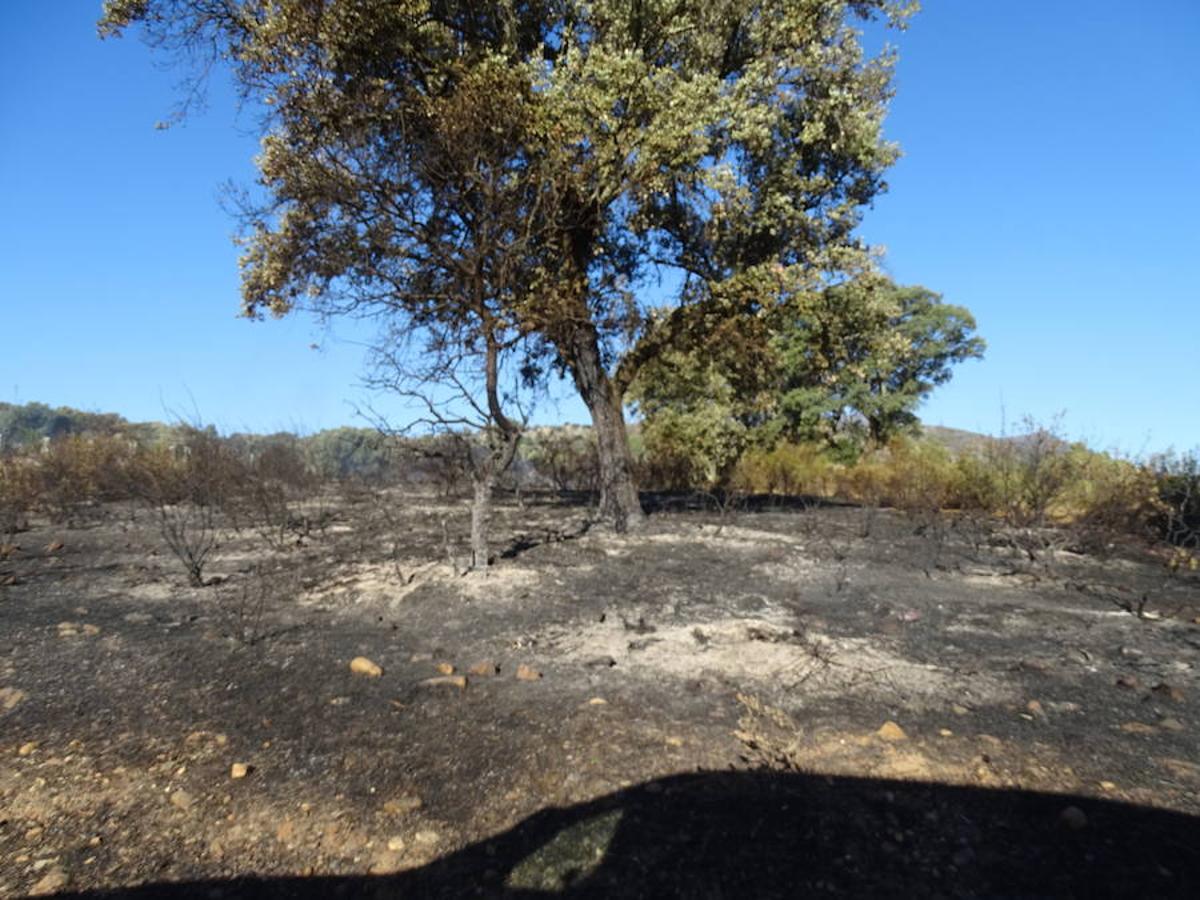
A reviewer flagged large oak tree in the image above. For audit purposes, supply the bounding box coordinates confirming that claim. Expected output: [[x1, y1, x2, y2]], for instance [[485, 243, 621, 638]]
[[101, 0, 914, 531]]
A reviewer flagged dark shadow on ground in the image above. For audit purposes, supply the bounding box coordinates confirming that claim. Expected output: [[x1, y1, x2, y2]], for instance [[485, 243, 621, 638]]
[[641, 490, 853, 516], [60, 769, 1200, 899]]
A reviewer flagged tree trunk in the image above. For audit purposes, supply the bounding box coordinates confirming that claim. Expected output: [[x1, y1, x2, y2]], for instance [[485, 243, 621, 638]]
[[469, 470, 494, 571], [568, 325, 645, 533]]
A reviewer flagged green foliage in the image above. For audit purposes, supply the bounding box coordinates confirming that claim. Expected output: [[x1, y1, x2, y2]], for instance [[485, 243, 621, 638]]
[[101, 0, 917, 527], [772, 280, 985, 445], [1060, 449, 1162, 546], [633, 350, 752, 491], [641, 406, 749, 492], [301, 428, 398, 483], [632, 277, 985, 484], [0, 401, 132, 450]]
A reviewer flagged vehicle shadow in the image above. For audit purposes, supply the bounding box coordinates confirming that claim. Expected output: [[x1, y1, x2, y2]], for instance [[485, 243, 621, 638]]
[[60, 768, 1199, 898]]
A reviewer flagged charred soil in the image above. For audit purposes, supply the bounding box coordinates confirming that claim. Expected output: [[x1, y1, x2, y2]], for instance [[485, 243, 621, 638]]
[[1, 490, 1198, 897]]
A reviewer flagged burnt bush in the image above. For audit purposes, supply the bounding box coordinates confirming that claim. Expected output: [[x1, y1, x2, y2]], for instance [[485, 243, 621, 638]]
[[132, 428, 243, 587], [1152, 451, 1200, 552]]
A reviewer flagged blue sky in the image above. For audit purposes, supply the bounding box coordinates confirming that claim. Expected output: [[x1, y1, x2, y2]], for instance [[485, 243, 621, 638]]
[[1, 1, 1197, 452]]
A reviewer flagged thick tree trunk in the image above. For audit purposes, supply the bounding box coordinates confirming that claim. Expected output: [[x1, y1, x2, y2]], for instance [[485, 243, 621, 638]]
[[568, 326, 645, 533]]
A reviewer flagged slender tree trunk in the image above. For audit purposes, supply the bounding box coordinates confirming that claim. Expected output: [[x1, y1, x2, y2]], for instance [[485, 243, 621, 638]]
[[568, 325, 645, 533], [469, 469, 494, 571]]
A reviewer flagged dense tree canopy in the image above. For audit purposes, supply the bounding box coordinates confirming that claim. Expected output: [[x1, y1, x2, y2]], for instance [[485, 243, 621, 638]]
[[100, 0, 915, 530], [772, 279, 985, 446], [632, 277, 985, 475]]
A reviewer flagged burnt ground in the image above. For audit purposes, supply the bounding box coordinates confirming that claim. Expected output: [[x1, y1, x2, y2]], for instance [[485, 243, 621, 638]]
[[1, 490, 1199, 898]]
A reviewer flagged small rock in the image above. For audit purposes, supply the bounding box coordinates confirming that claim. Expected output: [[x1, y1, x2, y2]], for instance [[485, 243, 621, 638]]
[[230, 763, 250, 780], [350, 657, 384, 678], [387, 836, 406, 851], [467, 660, 499, 676], [1059, 805, 1088, 830], [56, 622, 79, 637], [1, 687, 27, 711], [435, 662, 455, 675], [938, 728, 953, 737], [29, 868, 68, 896], [420, 675, 467, 690], [516, 664, 542, 682], [1152, 683, 1185, 703], [1026, 700, 1046, 718], [382, 794, 423, 816], [1120, 722, 1157, 735], [587, 697, 607, 706], [18, 741, 37, 756], [170, 789, 194, 810], [410, 652, 433, 662], [951, 704, 970, 716], [1158, 717, 1185, 732], [81, 624, 101, 636], [1099, 781, 1117, 791], [1115, 675, 1139, 689], [876, 721, 908, 742]]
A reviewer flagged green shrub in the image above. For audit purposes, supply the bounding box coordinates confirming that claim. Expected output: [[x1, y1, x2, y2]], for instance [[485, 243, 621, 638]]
[[1059, 449, 1161, 542], [731, 442, 838, 497], [835, 437, 963, 512], [640, 408, 747, 492]]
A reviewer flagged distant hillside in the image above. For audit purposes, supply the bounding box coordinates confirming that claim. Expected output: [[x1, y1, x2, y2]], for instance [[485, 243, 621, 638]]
[[920, 424, 995, 455], [1, 398, 1023, 461], [0, 401, 152, 450]]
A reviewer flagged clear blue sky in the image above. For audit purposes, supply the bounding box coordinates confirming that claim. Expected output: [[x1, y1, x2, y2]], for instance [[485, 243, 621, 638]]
[[2, 1, 1197, 452]]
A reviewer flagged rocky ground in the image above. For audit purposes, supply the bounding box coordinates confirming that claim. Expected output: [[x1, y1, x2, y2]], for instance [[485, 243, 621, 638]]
[[1, 490, 1199, 898]]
